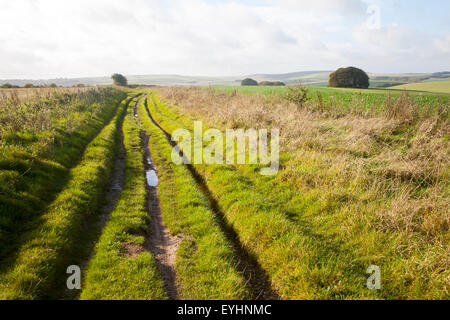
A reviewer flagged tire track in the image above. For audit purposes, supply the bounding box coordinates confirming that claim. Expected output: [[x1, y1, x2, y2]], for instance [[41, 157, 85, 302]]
[[136, 97, 182, 300], [66, 96, 134, 299], [142, 97, 278, 300]]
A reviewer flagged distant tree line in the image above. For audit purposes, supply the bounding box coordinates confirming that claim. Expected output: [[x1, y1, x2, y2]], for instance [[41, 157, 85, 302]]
[[241, 78, 285, 86], [0, 83, 93, 89], [1, 73, 130, 89], [259, 81, 286, 86], [371, 82, 406, 88], [0, 83, 60, 89], [431, 71, 450, 79], [373, 71, 450, 82]]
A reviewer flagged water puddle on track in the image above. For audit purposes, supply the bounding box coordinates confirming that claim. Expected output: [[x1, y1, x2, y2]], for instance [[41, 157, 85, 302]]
[[145, 158, 158, 187], [140, 130, 182, 300]]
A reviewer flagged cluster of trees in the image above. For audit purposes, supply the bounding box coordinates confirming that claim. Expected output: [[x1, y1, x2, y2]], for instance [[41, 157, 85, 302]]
[[0, 83, 20, 89], [372, 82, 406, 88], [2, 73, 130, 90], [329, 67, 369, 89], [1, 83, 59, 89], [431, 71, 450, 79], [259, 81, 286, 86], [241, 78, 285, 86]]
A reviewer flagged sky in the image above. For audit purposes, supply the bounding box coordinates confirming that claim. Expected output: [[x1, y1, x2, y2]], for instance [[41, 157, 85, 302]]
[[0, 0, 449, 79]]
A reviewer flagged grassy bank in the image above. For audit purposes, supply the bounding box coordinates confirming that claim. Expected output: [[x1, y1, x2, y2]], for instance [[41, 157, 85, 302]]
[[0, 94, 129, 299], [0, 87, 126, 261]]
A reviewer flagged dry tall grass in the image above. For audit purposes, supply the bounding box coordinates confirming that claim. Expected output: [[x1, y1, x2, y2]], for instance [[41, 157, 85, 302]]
[[0, 87, 114, 156], [157, 87, 449, 249]]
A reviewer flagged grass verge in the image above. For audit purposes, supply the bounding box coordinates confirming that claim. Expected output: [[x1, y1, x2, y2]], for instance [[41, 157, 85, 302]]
[[0, 88, 126, 261], [0, 95, 130, 299]]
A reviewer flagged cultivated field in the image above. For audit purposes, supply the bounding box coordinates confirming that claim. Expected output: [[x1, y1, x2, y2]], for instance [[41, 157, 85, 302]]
[[0, 85, 448, 300], [391, 80, 450, 94]]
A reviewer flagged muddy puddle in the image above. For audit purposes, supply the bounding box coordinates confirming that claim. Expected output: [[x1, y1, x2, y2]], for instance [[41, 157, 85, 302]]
[[140, 131, 182, 300]]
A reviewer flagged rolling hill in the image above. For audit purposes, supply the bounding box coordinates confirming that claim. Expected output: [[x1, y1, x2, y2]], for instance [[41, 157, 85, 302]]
[[1, 71, 449, 88]]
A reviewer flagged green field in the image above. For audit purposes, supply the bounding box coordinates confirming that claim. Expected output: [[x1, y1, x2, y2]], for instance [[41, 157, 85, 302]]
[[391, 80, 450, 94], [213, 84, 450, 96], [212, 85, 449, 118]]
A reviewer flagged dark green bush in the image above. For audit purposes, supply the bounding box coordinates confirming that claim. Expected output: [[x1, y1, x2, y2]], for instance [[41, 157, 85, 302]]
[[241, 78, 258, 86], [329, 67, 369, 89], [284, 84, 310, 108], [112, 73, 128, 87]]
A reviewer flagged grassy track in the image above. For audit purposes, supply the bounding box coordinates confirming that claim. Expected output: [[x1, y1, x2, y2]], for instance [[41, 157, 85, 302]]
[[137, 97, 253, 299], [1, 86, 445, 300], [0, 94, 130, 299], [80, 95, 168, 300], [142, 92, 449, 299]]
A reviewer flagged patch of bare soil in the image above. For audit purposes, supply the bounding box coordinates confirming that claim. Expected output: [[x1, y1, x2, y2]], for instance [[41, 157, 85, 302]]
[[121, 242, 145, 258]]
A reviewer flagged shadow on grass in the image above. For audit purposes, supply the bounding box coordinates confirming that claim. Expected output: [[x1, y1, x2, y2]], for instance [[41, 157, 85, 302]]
[[143, 98, 279, 300], [0, 99, 123, 277]]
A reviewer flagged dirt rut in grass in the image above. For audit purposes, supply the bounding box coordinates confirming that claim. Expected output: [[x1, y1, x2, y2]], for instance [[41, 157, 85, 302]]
[[140, 131, 182, 300], [98, 132, 126, 225], [143, 98, 278, 300], [63, 103, 127, 300]]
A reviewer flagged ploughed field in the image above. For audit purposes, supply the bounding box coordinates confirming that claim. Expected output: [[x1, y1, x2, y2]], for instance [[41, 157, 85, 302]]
[[0, 86, 448, 299]]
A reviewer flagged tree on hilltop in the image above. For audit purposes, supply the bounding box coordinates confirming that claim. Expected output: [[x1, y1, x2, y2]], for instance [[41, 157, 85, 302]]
[[329, 67, 369, 89], [112, 73, 128, 87]]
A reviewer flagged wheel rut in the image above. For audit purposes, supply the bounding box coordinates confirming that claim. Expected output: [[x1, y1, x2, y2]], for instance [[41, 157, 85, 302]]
[[65, 96, 132, 299], [142, 97, 279, 300], [137, 99, 182, 300]]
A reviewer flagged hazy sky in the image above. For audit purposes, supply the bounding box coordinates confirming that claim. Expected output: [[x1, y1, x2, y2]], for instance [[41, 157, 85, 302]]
[[1, 0, 449, 79]]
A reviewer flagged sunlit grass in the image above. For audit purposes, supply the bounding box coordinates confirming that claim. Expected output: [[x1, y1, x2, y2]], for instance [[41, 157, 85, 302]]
[[149, 87, 449, 299]]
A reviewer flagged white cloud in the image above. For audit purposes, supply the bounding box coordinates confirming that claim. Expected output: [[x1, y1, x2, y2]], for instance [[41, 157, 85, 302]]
[[0, 0, 448, 78]]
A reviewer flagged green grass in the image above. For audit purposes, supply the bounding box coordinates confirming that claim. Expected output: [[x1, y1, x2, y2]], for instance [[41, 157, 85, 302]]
[[137, 96, 251, 299], [144, 94, 373, 299], [1, 84, 446, 300], [80, 95, 167, 300], [143, 91, 449, 299], [391, 80, 450, 94], [0, 94, 129, 299], [0, 88, 126, 262], [213, 85, 450, 96], [211, 85, 449, 118]]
